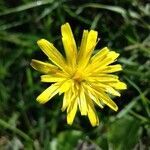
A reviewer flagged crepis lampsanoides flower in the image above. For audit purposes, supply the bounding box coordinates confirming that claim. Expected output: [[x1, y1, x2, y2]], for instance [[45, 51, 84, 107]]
[[31, 23, 127, 126]]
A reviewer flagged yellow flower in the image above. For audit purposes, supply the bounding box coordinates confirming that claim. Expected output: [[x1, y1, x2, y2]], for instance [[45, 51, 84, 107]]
[[31, 23, 127, 126]]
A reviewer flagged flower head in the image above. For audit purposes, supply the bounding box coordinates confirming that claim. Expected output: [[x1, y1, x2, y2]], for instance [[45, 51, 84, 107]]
[[31, 23, 127, 126]]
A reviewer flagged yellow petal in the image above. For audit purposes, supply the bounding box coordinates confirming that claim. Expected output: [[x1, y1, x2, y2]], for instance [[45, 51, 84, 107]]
[[98, 91, 118, 111], [90, 74, 119, 79], [62, 82, 77, 111], [82, 83, 104, 108], [37, 39, 69, 73], [89, 93, 104, 109], [77, 30, 88, 61], [90, 82, 120, 96], [61, 23, 77, 67], [59, 79, 72, 95], [87, 51, 120, 73], [98, 51, 119, 67], [88, 83, 118, 111], [67, 98, 78, 125], [101, 64, 122, 73], [91, 47, 110, 63], [109, 81, 127, 90], [36, 83, 60, 104], [86, 76, 119, 83], [31, 59, 58, 74], [41, 75, 66, 82], [78, 30, 98, 68], [87, 97, 99, 126], [61, 89, 72, 111], [105, 86, 121, 97], [78, 85, 87, 115]]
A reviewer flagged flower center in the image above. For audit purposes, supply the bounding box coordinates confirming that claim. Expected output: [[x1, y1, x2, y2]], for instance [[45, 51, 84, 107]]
[[72, 70, 83, 83]]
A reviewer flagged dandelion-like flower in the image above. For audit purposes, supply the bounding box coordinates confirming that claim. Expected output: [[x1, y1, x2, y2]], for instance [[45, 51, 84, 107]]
[[31, 23, 127, 126]]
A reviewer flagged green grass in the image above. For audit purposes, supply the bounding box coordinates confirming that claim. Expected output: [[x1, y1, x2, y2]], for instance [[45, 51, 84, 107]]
[[0, 0, 150, 149]]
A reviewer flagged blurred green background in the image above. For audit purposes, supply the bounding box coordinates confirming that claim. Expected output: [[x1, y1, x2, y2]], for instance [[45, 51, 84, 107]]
[[0, 0, 150, 149]]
